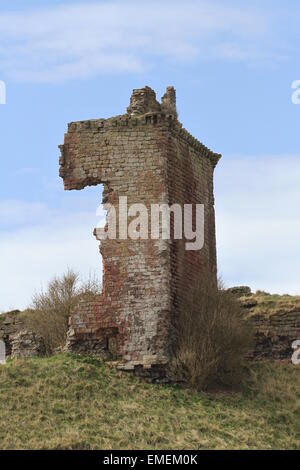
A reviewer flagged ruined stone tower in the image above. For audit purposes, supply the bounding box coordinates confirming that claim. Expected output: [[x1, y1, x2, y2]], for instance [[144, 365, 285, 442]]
[[59, 86, 221, 371]]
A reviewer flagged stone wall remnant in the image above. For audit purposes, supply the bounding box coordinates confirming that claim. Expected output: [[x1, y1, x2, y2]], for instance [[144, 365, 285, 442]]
[[249, 312, 300, 360], [10, 330, 46, 359], [0, 310, 23, 356], [231, 288, 300, 360]]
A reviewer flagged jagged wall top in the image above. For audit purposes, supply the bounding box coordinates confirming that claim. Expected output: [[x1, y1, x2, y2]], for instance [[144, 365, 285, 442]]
[[61, 86, 221, 170], [127, 85, 177, 117]]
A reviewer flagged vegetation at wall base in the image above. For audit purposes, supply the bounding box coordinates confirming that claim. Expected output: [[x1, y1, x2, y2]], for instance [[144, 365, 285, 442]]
[[169, 278, 254, 390], [19, 270, 101, 355]]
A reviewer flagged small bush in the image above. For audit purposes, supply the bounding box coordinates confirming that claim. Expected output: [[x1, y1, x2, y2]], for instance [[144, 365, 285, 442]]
[[169, 276, 254, 390], [21, 270, 101, 354]]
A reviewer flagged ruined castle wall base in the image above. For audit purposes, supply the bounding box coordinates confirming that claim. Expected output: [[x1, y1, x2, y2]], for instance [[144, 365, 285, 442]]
[[249, 311, 300, 361]]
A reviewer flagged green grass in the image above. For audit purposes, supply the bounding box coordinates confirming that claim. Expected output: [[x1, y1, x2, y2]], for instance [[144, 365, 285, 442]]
[[0, 354, 299, 449]]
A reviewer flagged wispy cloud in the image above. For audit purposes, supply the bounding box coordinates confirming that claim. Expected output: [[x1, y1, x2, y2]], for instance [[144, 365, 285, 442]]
[[215, 155, 300, 295], [0, 199, 105, 311], [0, 0, 281, 83]]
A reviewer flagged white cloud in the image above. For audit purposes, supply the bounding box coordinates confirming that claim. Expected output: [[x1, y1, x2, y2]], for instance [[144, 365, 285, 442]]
[[0, 200, 105, 312], [215, 155, 300, 294], [0, 200, 47, 228], [0, 0, 276, 82]]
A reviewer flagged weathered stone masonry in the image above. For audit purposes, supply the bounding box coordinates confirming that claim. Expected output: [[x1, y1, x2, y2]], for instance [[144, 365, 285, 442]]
[[59, 86, 221, 370]]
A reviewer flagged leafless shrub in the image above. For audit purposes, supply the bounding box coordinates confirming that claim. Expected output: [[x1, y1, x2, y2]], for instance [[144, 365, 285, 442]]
[[169, 275, 254, 390], [21, 270, 101, 354]]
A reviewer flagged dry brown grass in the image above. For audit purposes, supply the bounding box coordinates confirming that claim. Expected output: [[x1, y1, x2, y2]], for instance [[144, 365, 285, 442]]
[[241, 291, 300, 318], [169, 277, 254, 390]]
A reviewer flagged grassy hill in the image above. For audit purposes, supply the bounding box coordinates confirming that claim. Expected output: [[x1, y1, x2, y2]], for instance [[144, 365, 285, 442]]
[[0, 354, 299, 449], [239, 291, 300, 318]]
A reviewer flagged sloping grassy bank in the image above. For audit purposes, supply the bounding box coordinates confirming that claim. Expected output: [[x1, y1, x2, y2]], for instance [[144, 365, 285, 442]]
[[0, 354, 298, 449]]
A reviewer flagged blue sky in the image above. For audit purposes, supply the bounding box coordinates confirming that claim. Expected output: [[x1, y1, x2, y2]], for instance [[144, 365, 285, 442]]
[[0, 0, 300, 310]]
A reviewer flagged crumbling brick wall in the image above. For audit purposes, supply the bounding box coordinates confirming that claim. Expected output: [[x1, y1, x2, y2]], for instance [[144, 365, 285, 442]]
[[250, 311, 300, 360], [0, 310, 23, 356], [59, 86, 221, 370], [10, 330, 46, 359]]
